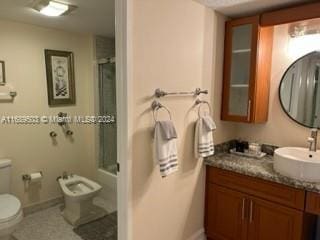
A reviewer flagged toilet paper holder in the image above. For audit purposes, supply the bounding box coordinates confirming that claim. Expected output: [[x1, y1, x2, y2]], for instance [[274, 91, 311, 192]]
[[22, 172, 43, 182]]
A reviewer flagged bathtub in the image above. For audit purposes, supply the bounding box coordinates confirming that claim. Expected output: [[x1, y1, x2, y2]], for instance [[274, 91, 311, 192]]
[[96, 168, 117, 212]]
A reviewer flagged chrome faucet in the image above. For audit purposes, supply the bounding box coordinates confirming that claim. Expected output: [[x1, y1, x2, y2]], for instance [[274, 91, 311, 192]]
[[308, 129, 318, 152], [62, 171, 68, 180]]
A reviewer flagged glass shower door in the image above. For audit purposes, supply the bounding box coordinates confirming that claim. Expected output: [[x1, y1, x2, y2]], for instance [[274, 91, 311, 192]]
[[99, 62, 117, 175]]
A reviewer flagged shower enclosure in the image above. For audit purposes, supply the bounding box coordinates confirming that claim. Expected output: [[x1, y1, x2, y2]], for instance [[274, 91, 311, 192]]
[[98, 57, 117, 175]]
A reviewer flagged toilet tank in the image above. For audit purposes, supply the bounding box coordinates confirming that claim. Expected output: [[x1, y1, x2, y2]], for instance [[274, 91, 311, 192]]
[[0, 159, 11, 194]]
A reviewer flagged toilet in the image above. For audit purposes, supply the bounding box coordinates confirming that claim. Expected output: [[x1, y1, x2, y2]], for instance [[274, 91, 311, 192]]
[[58, 174, 106, 226], [0, 159, 23, 240]]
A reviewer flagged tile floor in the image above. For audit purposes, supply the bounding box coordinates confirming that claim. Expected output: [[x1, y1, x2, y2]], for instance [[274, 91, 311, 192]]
[[13, 205, 83, 240], [13, 198, 117, 240]]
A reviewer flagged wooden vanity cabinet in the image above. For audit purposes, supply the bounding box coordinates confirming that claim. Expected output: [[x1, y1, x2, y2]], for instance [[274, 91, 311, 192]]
[[206, 184, 248, 240], [221, 16, 273, 123], [205, 167, 317, 240], [306, 192, 320, 215], [247, 196, 304, 240]]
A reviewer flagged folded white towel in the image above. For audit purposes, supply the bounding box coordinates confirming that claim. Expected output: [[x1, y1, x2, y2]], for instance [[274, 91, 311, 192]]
[[159, 121, 177, 140], [202, 116, 216, 131], [195, 116, 216, 158], [154, 121, 178, 177]]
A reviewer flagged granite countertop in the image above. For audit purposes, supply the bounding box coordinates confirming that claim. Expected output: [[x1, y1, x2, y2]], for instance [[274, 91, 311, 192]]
[[205, 153, 320, 193]]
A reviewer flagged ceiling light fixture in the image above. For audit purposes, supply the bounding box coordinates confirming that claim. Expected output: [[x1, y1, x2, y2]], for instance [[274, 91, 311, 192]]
[[32, 0, 77, 17], [40, 1, 68, 16]]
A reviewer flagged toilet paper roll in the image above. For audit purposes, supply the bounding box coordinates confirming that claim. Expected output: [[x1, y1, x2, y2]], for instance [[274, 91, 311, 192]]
[[30, 172, 43, 183]]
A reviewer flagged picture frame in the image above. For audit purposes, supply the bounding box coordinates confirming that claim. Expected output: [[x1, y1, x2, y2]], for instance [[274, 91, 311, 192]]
[[0, 61, 6, 85], [44, 49, 75, 106]]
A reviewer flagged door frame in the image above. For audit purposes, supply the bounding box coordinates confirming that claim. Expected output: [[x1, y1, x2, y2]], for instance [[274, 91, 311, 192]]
[[116, 0, 132, 240]]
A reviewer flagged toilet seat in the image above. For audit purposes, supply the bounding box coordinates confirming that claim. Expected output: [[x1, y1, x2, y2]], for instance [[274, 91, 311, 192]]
[[0, 194, 22, 223], [59, 175, 102, 199]]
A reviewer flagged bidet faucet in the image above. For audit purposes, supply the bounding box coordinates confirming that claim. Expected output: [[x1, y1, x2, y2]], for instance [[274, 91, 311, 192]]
[[62, 171, 68, 180], [308, 129, 318, 152]]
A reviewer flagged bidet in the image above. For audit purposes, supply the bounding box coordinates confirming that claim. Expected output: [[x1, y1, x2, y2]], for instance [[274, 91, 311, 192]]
[[58, 174, 106, 226]]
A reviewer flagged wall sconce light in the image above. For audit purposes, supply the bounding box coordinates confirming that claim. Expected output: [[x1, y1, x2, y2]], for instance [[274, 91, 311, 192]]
[[289, 20, 320, 38], [287, 19, 320, 58]]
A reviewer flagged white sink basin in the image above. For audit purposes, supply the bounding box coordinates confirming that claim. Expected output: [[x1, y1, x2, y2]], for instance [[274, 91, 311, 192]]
[[274, 147, 320, 182]]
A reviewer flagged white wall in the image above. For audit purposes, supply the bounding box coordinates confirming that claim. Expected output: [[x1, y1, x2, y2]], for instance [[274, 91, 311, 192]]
[[0, 19, 96, 207], [130, 0, 235, 239]]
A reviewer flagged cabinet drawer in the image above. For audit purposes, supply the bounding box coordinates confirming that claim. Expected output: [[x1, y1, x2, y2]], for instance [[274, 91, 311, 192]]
[[306, 192, 320, 215], [207, 166, 305, 210]]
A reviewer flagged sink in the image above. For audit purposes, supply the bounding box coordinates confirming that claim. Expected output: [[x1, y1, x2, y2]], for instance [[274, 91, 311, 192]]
[[274, 147, 320, 182]]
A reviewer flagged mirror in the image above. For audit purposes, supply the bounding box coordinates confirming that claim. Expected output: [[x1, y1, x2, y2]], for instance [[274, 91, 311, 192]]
[[279, 51, 320, 128]]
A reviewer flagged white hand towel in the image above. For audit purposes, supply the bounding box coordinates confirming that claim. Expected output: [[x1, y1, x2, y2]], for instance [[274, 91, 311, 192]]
[[202, 116, 216, 131], [194, 116, 215, 158], [159, 121, 177, 140], [154, 121, 178, 177]]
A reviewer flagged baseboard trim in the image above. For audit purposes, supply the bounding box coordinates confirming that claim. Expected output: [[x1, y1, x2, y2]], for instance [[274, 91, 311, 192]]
[[23, 196, 63, 216], [187, 228, 206, 240]]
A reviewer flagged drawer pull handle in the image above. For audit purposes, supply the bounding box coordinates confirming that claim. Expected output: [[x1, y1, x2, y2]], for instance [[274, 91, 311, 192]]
[[242, 198, 246, 220], [249, 200, 254, 223], [247, 99, 251, 122]]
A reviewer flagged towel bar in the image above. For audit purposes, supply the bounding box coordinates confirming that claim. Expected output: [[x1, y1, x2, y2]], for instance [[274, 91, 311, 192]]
[[155, 88, 208, 98]]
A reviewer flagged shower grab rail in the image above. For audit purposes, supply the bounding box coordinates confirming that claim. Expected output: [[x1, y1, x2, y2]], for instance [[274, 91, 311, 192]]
[[154, 88, 208, 98]]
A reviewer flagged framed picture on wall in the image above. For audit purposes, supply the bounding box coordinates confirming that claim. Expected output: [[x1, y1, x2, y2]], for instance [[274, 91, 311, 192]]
[[44, 49, 75, 106], [0, 61, 6, 85]]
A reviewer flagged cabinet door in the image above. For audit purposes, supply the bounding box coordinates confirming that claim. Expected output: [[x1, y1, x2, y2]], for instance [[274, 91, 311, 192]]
[[206, 184, 247, 240], [248, 197, 304, 240], [222, 16, 259, 122]]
